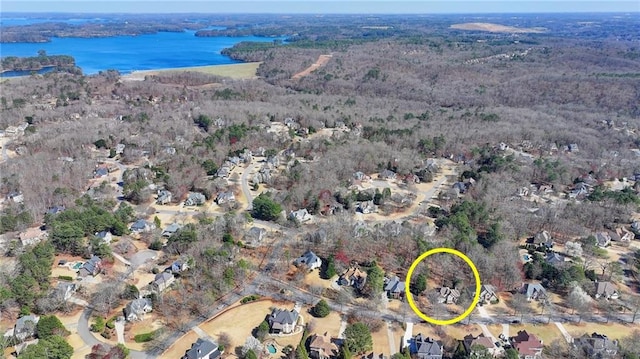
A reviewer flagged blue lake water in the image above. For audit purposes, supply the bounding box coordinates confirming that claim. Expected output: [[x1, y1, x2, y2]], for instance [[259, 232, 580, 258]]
[[0, 30, 282, 75]]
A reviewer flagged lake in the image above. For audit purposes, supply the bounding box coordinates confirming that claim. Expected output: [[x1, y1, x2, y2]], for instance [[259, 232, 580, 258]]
[[0, 30, 282, 75]]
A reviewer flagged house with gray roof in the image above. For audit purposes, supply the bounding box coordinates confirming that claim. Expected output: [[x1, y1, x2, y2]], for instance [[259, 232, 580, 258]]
[[162, 223, 181, 237], [56, 282, 77, 301], [594, 282, 619, 300], [79, 256, 102, 277], [156, 189, 173, 205], [411, 334, 443, 359], [436, 287, 460, 304], [10, 314, 40, 342], [215, 191, 236, 205], [595, 232, 612, 247], [532, 231, 554, 248], [290, 208, 312, 223], [384, 276, 406, 299], [124, 298, 153, 322], [268, 308, 299, 334], [131, 219, 154, 233], [521, 283, 547, 301], [152, 272, 175, 292], [184, 192, 206, 206], [244, 227, 267, 248], [574, 333, 618, 358], [183, 338, 221, 359], [545, 252, 566, 266], [294, 251, 322, 271], [477, 284, 499, 305]]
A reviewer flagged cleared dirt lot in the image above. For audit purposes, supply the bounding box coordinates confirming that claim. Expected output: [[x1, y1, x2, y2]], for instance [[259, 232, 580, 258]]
[[292, 55, 332, 80]]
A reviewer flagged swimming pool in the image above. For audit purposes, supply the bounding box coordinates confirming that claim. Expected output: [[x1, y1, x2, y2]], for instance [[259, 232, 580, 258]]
[[72, 262, 83, 270], [267, 344, 277, 354], [523, 254, 530, 261]]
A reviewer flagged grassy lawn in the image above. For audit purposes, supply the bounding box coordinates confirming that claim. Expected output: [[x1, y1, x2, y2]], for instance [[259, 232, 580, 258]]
[[160, 62, 261, 79], [306, 310, 342, 338], [159, 330, 200, 359], [564, 322, 632, 340], [486, 324, 504, 339], [371, 326, 392, 356], [510, 323, 563, 344], [444, 324, 483, 340]]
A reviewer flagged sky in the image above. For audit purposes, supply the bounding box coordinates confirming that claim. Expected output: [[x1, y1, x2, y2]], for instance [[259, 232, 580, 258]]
[[2, 0, 639, 14]]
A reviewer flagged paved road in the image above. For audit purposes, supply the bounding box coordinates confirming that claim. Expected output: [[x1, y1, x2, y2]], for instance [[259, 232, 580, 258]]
[[240, 161, 259, 210]]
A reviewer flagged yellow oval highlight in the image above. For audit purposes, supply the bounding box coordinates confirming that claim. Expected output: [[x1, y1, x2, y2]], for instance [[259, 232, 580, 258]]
[[404, 247, 481, 325]]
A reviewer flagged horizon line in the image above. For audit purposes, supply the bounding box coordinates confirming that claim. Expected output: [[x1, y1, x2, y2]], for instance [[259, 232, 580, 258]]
[[3, 10, 639, 15]]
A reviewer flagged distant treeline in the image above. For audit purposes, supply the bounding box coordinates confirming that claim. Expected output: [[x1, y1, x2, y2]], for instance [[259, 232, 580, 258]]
[[0, 51, 76, 73]]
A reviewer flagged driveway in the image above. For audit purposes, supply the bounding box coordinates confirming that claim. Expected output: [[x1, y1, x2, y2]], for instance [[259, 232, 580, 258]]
[[240, 161, 259, 210], [129, 250, 157, 269]]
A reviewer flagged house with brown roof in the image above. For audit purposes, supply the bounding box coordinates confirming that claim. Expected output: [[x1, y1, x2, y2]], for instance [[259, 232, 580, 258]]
[[309, 333, 339, 359], [19, 227, 47, 246], [461, 333, 499, 357], [338, 265, 367, 290], [510, 330, 543, 359]]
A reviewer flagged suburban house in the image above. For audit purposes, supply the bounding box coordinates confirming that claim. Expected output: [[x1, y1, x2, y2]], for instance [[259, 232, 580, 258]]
[[124, 298, 153, 322], [610, 228, 633, 243], [7, 191, 24, 204], [268, 308, 300, 334], [521, 283, 547, 301], [244, 226, 267, 248], [95, 231, 112, 244], [510, 330, 543, 359], [477, 284, 499, 305], [338, 265, 367, 290], [94, 167, 109, 178], [595, 232, 612, 247], [169, 260, 190, 274], [594, 281, 619, 300], [352, 171, 371, 182], [410, 334, 443, 359], [130, 219, 154, 233], [461, 333, 499, 357], [9, 315, 40, 342], [294, 251, 322, 271], [183, 338, 222, 359], [309, 333, 339, 359], [46, 205, 66, 215], [379, 169, 397, 181], [184, 192, 206, 206], [56, 282, 78, 301], [532, 230, 554, 248], [79, 256, 102, 277], [574, 333, 618, 358], [152, 272, 175, 292], [19, 227, 48, 246], [436, 287, 460, 304], [384, 276, 406, 299], [162, 223, 182, 237], [290, 208, 313, 223], [215, 191, 236, 205], [545, 252, 566, 266], [156, 189, 173, 205], [356, 200, 377, 214]]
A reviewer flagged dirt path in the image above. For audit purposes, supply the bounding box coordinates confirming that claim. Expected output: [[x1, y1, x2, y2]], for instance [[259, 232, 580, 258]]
[[292, 54, 332, 80]]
